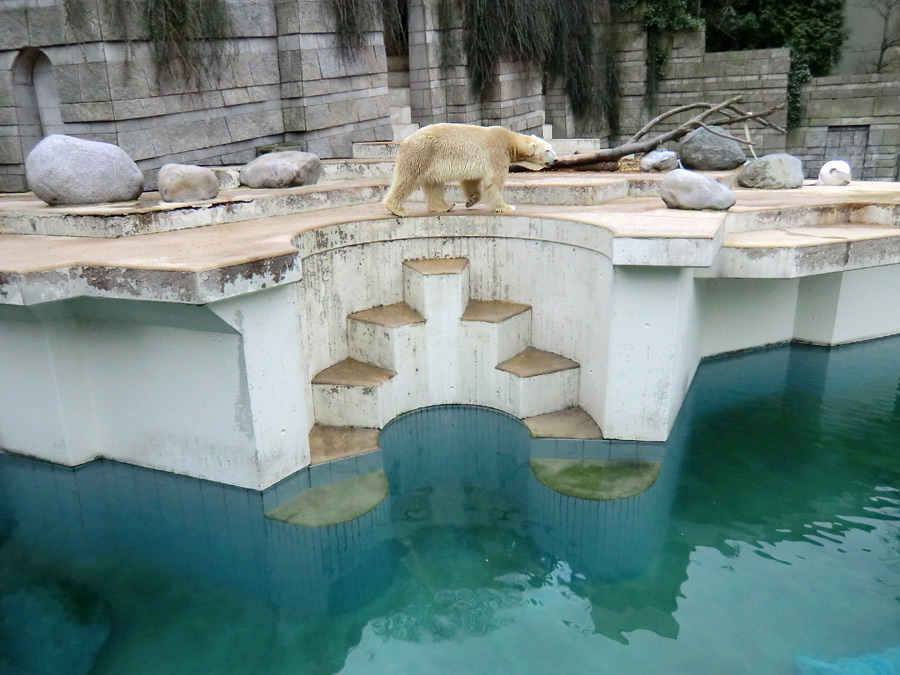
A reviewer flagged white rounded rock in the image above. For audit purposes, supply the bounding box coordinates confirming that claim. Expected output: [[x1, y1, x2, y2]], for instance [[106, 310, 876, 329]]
[[818, 160, 851, 186], [25, 134, 144, 206], [157, 163, 219, 202]]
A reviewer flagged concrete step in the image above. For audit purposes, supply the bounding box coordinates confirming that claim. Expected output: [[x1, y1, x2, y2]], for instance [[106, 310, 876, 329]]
[[402, 257, 470, 404], [522, 407, 603, 439], [549, 138, 604, 154], [402, 258, 470, 321], [311, 358, 396, 427], [320, 158, 394, 180], [308, 424, 380, 465], [352, 142, 399, 159], [460, 299, 533, 408], [497, 347, 580, 418], [347, 302, 427, 411]]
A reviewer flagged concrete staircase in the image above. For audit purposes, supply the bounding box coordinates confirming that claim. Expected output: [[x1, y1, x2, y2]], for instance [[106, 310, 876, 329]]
[[308, 257, 586, 462]]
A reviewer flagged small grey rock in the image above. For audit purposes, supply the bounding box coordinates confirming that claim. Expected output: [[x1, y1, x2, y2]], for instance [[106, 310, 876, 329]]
[[818, 159, 852, 186], [679, 126, 747, 171], [240, 151, 321, 189], [737, 153, 804, 189], [25, 134, 144, 206], [640, 149, 678, 172], [660, 168, 736, 211], [157, 163, 219, 202]]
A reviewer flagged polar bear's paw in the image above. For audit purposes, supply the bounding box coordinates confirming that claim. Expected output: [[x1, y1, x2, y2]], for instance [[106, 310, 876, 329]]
[[465, 194, 480, 208], [494, 203, 516, 213], [383, 201, 408, 218]]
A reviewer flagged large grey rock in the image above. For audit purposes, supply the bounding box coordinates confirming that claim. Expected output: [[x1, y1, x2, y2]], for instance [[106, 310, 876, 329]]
[[660, 168, 736, 211], [640, 149, 678, 172], [737, 153, 804, 189], [240, 151, 321, 189], [679, 126, 747, 171], [25, 134, 144, 206], [157, 163, 219, 202]]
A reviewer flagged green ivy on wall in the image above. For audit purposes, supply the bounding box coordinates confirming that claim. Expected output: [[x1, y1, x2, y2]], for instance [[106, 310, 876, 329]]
[[611, 0, 702, 108]]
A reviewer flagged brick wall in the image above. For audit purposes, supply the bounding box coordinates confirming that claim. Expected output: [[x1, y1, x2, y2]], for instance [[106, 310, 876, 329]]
[[787, 74, 900, 180]]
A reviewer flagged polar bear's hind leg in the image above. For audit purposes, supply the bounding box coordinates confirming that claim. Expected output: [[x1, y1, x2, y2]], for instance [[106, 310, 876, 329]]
[[461, 179, 482, 208]]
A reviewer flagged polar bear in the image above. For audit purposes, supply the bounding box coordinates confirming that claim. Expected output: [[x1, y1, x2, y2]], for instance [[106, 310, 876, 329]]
[[382, 123, 557, 217]]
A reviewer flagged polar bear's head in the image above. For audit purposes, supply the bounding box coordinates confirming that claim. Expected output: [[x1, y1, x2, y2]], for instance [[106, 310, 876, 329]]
[[517, 135, 557, 171]]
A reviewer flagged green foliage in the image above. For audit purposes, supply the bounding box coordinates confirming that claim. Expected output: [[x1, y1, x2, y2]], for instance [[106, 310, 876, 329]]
[[64, 0, 233, 85], [436, 0, 619, 131], [703, 0, 847, 76], [702, 0, 847, 125]]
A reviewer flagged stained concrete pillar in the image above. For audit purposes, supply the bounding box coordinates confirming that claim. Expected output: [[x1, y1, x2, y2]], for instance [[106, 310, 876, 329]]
[[601, 266, 699, 441]]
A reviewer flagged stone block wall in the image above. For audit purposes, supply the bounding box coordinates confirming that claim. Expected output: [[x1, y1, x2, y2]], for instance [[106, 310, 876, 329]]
[[481, 59, 544, 134], [0, 0, 392, 191], [406, 0, 542, 133], [613, 14, 790, 158], [787, 74, 900, 180]]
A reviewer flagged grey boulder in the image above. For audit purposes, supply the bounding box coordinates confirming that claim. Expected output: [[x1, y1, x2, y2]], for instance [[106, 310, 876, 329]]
[[678, 126, 747, 171], [25, 134, 144, 206], [737, 153, 804, 189], [660, 168, 736, 211], [157, 163, 219, 202], [640, 149, 678, 172], [240, 151, 321, 189]]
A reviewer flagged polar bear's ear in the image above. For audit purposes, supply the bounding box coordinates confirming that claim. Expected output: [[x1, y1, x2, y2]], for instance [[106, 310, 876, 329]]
[[527, 140, 537, 154]]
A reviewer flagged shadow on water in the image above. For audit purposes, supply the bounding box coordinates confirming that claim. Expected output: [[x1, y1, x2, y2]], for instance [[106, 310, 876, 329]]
[[0, 337, 899, 671]]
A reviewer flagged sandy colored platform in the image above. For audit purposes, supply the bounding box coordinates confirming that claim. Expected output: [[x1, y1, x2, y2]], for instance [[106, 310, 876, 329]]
[[308, 425, 380, 465], [348, 302, 425, 327], [497, 347, 579, 377], [523, 407, 604, 439]]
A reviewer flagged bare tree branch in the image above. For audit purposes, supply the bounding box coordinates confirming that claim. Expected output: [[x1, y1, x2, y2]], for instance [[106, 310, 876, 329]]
[[547, 97, 786, 170]]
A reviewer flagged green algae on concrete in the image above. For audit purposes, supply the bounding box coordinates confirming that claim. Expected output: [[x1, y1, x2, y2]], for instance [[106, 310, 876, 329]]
[[266, 470, 389, 527], [531, 458, 661, 501]]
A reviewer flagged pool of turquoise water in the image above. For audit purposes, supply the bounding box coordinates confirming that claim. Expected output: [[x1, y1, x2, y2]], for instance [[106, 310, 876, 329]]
[[0, 340, 898, 674]]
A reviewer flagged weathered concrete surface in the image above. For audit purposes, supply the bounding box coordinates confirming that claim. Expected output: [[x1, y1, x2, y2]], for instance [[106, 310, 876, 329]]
[[3, 173, 900, 489]]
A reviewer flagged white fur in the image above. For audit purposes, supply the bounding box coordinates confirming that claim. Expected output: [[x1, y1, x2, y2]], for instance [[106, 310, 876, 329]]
[[382, 124, 557, 217]]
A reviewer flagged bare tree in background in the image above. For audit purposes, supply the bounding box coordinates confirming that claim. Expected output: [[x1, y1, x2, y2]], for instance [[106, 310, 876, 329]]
[[859, 0, 900, 72]]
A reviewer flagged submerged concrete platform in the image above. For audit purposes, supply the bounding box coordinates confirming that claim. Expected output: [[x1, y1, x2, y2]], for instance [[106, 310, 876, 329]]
[[2, 169, 900, 489]]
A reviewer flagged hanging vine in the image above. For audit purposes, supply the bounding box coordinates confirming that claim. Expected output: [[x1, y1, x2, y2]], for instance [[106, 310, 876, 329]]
[[63, 0, 233, 85], [434, 0, 620, 133]]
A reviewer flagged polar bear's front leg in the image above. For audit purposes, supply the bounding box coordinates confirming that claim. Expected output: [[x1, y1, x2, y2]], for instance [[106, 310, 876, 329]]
[[423, 182, 455, 213], [484, 175, 515, 213]]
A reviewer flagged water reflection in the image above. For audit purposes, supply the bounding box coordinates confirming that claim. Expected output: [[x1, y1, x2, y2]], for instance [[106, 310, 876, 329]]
[[0, 337, 899, 671]]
